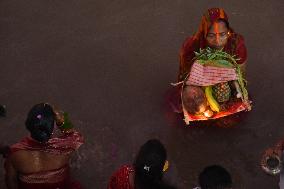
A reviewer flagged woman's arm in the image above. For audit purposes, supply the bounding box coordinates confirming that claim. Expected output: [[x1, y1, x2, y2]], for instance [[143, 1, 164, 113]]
[[4, 158, 18, 189]]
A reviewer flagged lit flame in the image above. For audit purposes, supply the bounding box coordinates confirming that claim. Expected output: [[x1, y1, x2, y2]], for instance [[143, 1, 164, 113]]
[[204, 110, 213, 118]]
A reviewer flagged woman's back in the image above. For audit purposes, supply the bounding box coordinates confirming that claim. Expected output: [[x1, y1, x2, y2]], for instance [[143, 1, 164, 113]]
[[10, 150, 71, 174], [4, 103, 84, 189]]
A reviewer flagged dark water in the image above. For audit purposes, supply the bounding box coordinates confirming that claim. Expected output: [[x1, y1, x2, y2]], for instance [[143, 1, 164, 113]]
[[1, 0, 284, 188]]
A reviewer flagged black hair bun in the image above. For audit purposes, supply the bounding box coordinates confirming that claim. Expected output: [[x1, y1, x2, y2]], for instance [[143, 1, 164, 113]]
[[25, 103, 55, 142]]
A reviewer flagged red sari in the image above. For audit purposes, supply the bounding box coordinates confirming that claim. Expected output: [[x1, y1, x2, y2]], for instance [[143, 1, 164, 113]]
[[8, 130, 84, 189], [108, 165, 134, 189]]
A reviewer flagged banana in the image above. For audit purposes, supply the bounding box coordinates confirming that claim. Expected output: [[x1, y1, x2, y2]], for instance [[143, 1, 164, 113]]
[[205, 86, 220, 112]]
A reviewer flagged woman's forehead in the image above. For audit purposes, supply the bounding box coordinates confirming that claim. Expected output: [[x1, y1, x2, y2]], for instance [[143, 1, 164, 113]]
[[208, 22, 228, 33]]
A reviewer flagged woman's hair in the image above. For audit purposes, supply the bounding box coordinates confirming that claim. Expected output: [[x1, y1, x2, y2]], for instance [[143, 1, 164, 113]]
[[199, 165, 232, 189], [25, 103, 55, 142], [134, 139, 175, 189], [217, 18, 230, 30]]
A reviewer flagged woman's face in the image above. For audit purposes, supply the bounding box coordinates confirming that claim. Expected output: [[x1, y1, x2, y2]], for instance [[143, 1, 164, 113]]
[[206, 21, 229, 50]]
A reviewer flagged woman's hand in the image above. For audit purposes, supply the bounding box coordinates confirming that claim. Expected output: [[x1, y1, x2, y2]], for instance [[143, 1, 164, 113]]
[[52, 106, 65, 127], [51, 105, 75, 134]]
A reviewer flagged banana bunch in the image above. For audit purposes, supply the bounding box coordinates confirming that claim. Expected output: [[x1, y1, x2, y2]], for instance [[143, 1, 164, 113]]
[[205, 86, 220, 112]]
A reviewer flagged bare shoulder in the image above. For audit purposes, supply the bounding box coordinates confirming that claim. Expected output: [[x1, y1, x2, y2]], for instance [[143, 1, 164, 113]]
[[9, 150, 71, 174], [8, 150, 38, 171], [10, 150, 31, 163]]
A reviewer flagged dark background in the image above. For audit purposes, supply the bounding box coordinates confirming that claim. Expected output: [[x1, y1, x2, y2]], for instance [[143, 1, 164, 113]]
[[0, 0, 284, 188]]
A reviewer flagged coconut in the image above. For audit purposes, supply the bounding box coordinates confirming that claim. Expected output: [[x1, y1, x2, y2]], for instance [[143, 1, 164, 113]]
[[182, 85, 207, 115]]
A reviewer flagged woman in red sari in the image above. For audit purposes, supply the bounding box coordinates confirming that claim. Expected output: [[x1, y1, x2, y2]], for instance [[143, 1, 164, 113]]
[[4, 103, 84, 189], [108, 139, 176, 189], [178, 7, 247, 81], [169, 7, 248, 114]]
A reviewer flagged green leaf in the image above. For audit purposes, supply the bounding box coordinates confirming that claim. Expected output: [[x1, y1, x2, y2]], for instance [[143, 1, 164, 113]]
[[61, 112, 74, 130]]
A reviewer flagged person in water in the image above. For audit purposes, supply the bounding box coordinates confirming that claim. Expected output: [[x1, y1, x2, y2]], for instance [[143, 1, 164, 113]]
[[108, 139, 176, 189], [178, 7, 247, 82], [194, 165, 233, 189], [169, 7, 248, 118], [4, 103, 84, 189]]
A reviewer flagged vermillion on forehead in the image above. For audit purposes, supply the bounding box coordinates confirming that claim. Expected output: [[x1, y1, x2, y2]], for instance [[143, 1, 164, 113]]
[[209, 21, 228, 35]]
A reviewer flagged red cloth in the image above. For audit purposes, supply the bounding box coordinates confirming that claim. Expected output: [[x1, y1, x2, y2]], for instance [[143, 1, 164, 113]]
[[186, 61, 238, 86], [10, 131, 83, 155], [108, 165, 134, 189], [9, 131, 84, 189], [178, 8, 247, 81]]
